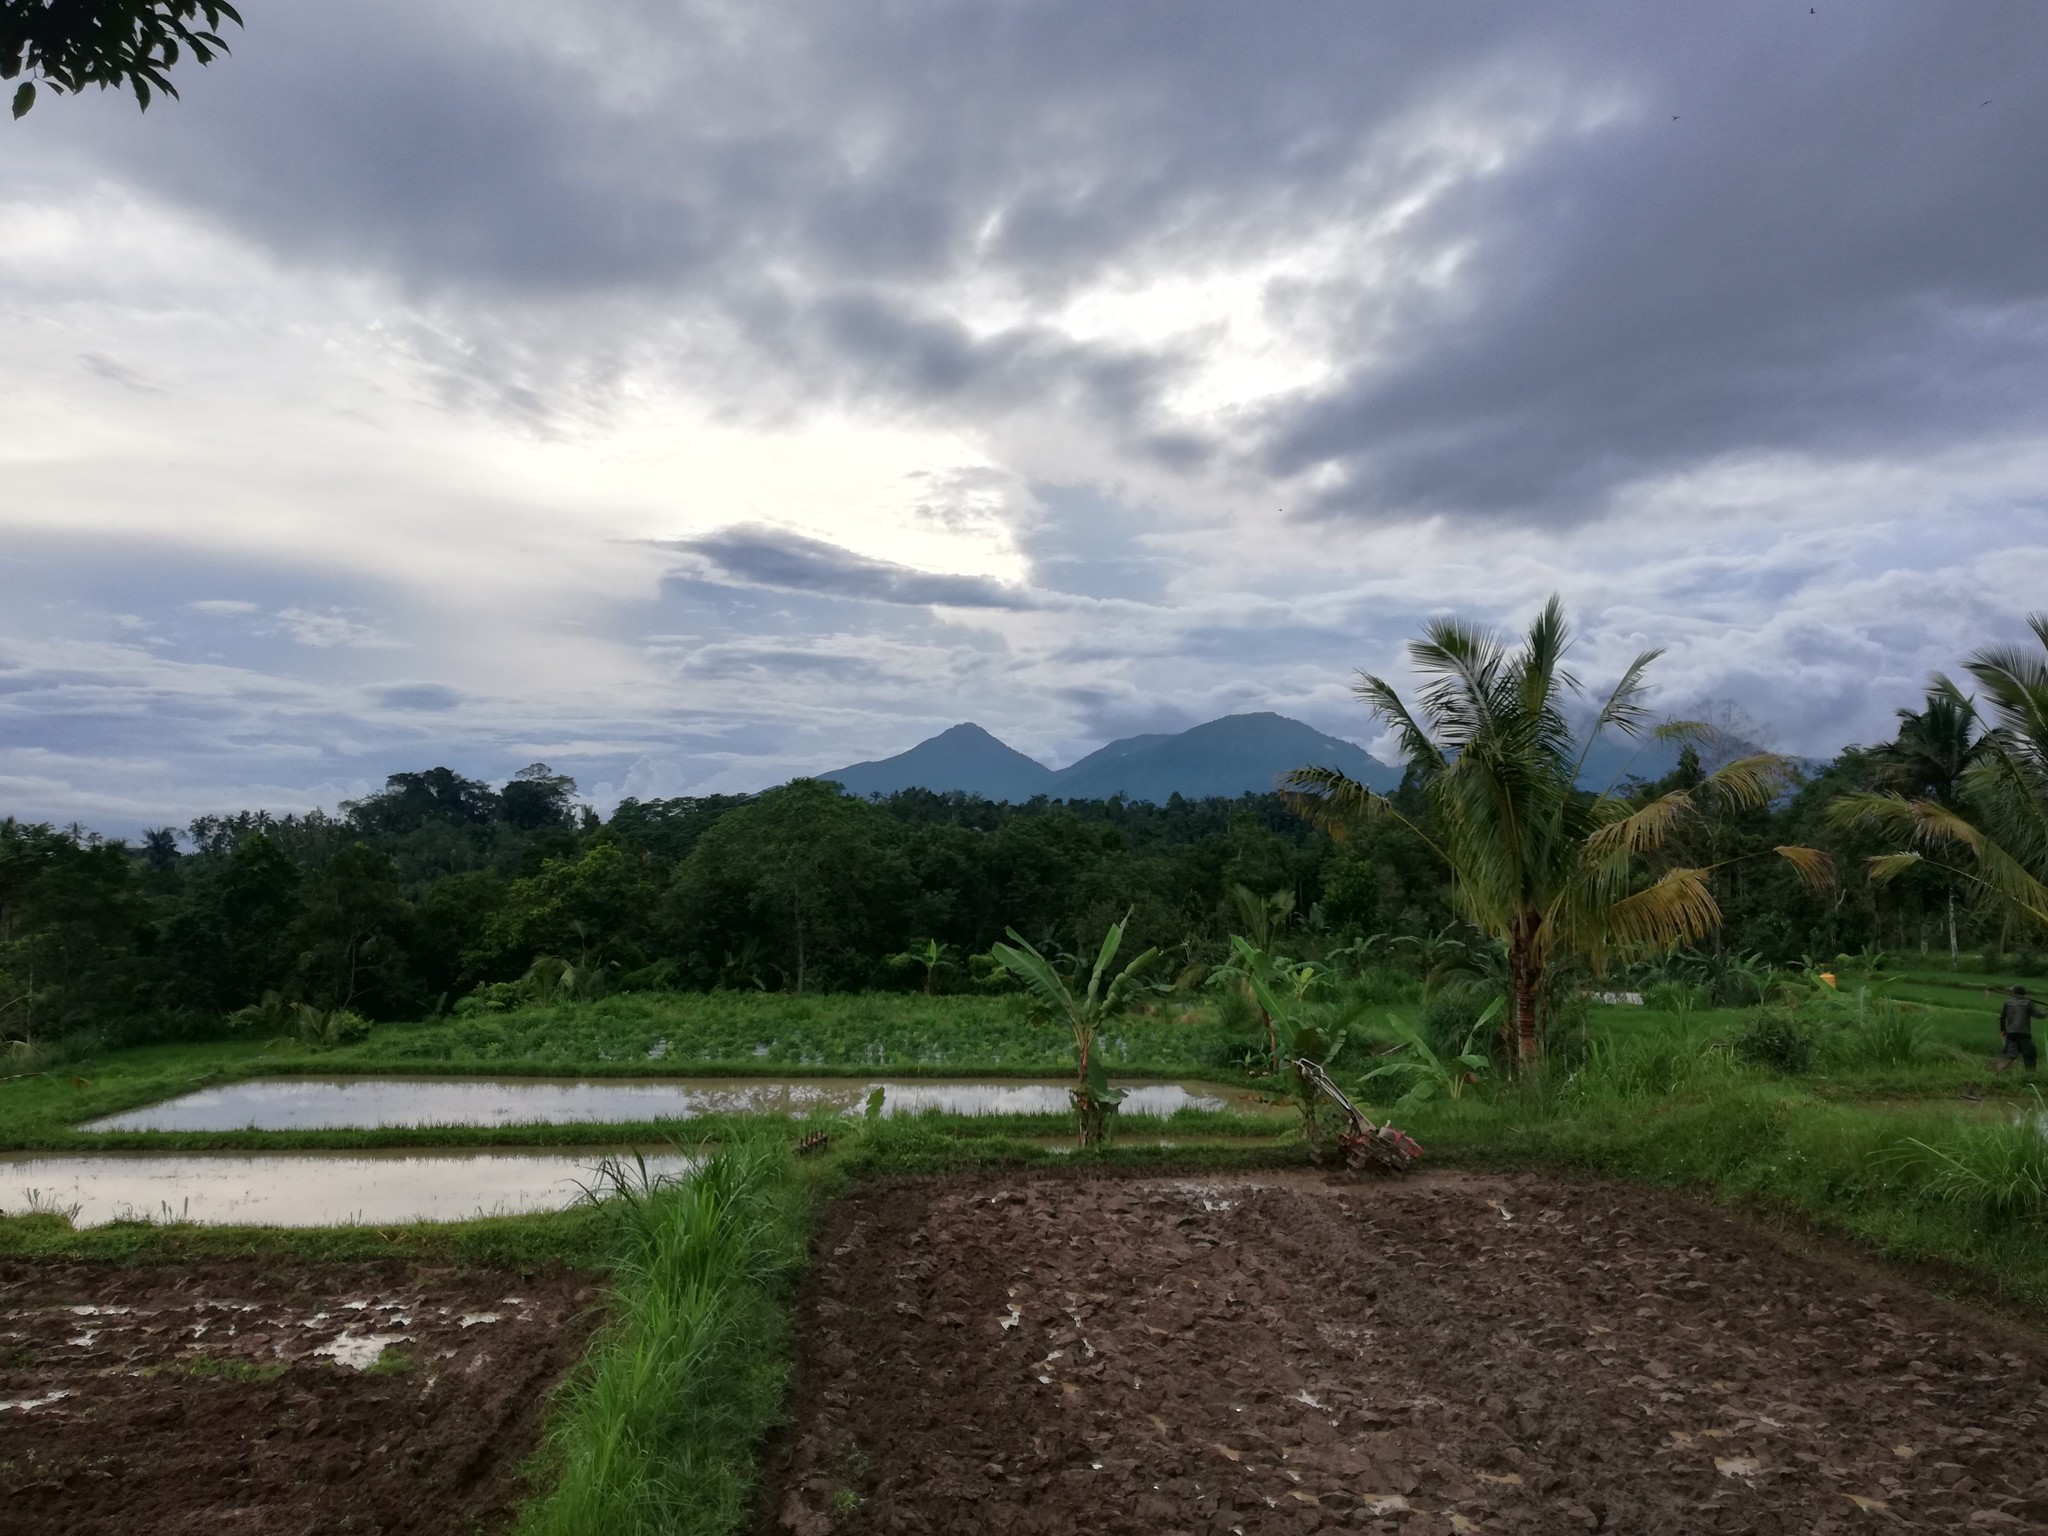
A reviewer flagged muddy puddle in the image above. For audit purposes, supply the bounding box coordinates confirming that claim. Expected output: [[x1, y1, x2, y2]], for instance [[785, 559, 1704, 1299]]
[[85, 1075, 1272, 1132], [0, 1148, 694, 1227]]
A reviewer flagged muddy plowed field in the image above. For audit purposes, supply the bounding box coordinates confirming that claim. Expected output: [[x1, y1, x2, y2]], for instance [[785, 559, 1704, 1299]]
[[763, 1171, 2048, 1535], [0, 1258, 601, 1535]]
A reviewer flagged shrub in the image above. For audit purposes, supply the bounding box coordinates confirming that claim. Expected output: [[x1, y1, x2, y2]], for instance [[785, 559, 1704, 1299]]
[[1422, 988, 1499, 1063], [1567, 1026, 1732, 1102], [1733, 1007, 1821, 1074], [1827, 994, 1929, 1070]]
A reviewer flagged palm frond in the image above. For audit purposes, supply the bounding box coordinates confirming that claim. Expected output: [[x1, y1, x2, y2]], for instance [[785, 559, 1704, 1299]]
[[1966, 628, 2048, 749], [1697, 752, 1797, 812], [1410, 618, 1506, 752], [1963, 834, 2048, 933], [1585, 789, 1695, 858], [1352, 674, 1445, 773], [1827, 790, 1986, 851], [1519, 596, 1583, 724], [1582, 647, 1664, 748], [1280, 766, 1449, 863], [1865, 852, 1924, 884], [1603, 867, 1723, 956], [1773, 844, 1835, 889]]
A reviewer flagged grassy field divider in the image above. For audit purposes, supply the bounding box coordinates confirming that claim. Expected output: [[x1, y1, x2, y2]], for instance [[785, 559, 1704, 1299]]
[[520, 1135, 810, 1536]]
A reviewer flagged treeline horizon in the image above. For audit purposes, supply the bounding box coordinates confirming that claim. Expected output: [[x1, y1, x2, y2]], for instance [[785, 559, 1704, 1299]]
[[1, 710, 2026, 1051]]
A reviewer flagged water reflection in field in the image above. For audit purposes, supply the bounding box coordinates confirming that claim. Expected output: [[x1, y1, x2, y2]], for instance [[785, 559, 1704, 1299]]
[[1, 1148, 696, 1227], [86, 1077, 1272, 1132]]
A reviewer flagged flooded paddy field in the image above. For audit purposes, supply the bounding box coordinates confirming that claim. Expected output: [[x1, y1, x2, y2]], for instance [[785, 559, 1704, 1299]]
[[0, 1257, 601, 1535], [87, 1075, 1268, 1132], [0, 1148, 696, 1227], [762, 1170, 2048, 1535]]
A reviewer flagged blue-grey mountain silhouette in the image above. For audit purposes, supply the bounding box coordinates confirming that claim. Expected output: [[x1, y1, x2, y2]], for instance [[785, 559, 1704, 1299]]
[[821, 712, 1400, 803], [820, 722, 1056, 801]]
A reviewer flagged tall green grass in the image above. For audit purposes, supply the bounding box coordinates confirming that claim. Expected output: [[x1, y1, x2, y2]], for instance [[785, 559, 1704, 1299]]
[[520, 1137, 809, 1536], [1892, 1092, 2048, 1226]]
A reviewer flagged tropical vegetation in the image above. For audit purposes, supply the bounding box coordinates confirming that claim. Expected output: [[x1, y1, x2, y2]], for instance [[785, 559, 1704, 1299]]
[[1282, 598, 1830, 1068]]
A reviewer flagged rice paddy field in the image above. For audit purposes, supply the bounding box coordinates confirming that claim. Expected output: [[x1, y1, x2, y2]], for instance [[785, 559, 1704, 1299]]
[[7, 962, 2048, 1532]]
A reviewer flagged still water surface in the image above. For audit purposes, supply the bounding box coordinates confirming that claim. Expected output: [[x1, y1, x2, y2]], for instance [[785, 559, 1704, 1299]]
[[86, 1076, 1268, 1132], [0, 1148, 696, 1227]]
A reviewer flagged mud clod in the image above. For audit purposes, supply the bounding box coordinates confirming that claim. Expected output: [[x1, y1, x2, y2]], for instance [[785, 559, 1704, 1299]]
[[0, 1258, 601, 1534], [760, 1171, 2048, 1534]]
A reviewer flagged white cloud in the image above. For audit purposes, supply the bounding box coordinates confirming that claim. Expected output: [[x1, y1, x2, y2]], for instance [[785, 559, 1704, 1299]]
[[271, 608, 405, 651]]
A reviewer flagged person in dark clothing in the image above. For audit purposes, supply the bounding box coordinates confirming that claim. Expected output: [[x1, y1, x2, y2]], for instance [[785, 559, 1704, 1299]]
[[1993, 985, 2047, 1074]]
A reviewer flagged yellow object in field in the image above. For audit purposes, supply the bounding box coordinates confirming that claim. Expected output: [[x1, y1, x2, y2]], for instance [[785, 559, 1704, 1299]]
[[1819, 971, 1837, 987]]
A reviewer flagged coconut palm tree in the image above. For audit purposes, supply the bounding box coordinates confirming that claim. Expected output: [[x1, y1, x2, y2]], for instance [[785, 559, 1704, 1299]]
[[1834, 616, 2048, 938], [1867, 687, 1989, 960], [1873, 689, 1985, 806], [1283, 598, 1829, 1070]]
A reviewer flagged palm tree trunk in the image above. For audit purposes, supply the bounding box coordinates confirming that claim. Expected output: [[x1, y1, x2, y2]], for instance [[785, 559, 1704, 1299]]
[[1509, 926, 1541, 1070], [1948, 889, 1959, 968]]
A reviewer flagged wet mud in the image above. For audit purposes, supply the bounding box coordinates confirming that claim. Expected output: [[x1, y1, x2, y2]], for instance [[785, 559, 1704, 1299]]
[[0, 1258, 601, 1534], [761, 1171, 2048, 1534]]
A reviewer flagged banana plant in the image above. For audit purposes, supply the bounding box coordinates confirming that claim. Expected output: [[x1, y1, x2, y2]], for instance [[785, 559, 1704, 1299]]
[[886, 938, 955, 995], [1231, 936, 1360, 1153], [1363, 1002, 1499, 1109], [990, 913, 1159, 1147], [1209, 935, 1326, 1073]]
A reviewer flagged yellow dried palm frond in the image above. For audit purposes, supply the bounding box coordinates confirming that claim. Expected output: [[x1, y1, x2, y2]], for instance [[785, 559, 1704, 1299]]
[[1698, 752, 1796, 812], [1967, 836, 2048, 931], [1585, 789, 1694, 858], [1604, 866, 1723, 956], [1865, 852, 1924, 884], [1828, 791, 1987, 852], [1773, 844, 1835, 889]]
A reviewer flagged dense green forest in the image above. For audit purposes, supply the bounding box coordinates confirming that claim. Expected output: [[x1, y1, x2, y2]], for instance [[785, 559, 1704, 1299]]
[[1, 695, 2032, 1052]]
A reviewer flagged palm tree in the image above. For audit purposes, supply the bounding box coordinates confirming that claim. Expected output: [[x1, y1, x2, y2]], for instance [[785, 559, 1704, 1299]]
[[1867, 688, 1988, 961], [1833, 616, 2048, 940], [1872, 689, 1984, 806], [1283, 598, 1829, 1070]]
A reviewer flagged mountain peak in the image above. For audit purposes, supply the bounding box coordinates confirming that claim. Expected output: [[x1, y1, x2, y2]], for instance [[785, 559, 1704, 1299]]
[[820, 723, 1054, 801], [820, 713, 1399, 803]]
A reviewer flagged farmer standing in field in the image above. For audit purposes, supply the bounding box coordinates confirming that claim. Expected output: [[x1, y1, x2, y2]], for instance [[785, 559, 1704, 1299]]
[[1992, 985, 2047, 1075]]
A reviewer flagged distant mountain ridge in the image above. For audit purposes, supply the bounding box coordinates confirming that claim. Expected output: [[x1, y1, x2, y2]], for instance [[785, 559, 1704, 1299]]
[[823, 723, 1057, 802], [820, 712, 1403, 804]]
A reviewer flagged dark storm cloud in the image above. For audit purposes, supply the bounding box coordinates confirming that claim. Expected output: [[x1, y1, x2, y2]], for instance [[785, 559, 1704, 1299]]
[[661, 526, 1041, 610], [1265, 11, 2048, 521], [30, 3, 2048, 525]]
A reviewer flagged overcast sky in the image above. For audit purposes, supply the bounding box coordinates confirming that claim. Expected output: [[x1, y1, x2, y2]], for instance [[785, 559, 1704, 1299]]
[[5, 2, 2046, 834]]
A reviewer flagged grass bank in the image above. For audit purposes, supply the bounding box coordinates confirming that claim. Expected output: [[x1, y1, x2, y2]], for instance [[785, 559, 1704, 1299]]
[[0, 1200, 609, 1266], [1403, 1078, 2048, 1317], [517, 1137, 814, 1536]]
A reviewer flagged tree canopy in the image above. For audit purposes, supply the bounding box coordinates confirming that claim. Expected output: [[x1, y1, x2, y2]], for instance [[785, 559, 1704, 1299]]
[[4, 0, 241, 118]]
